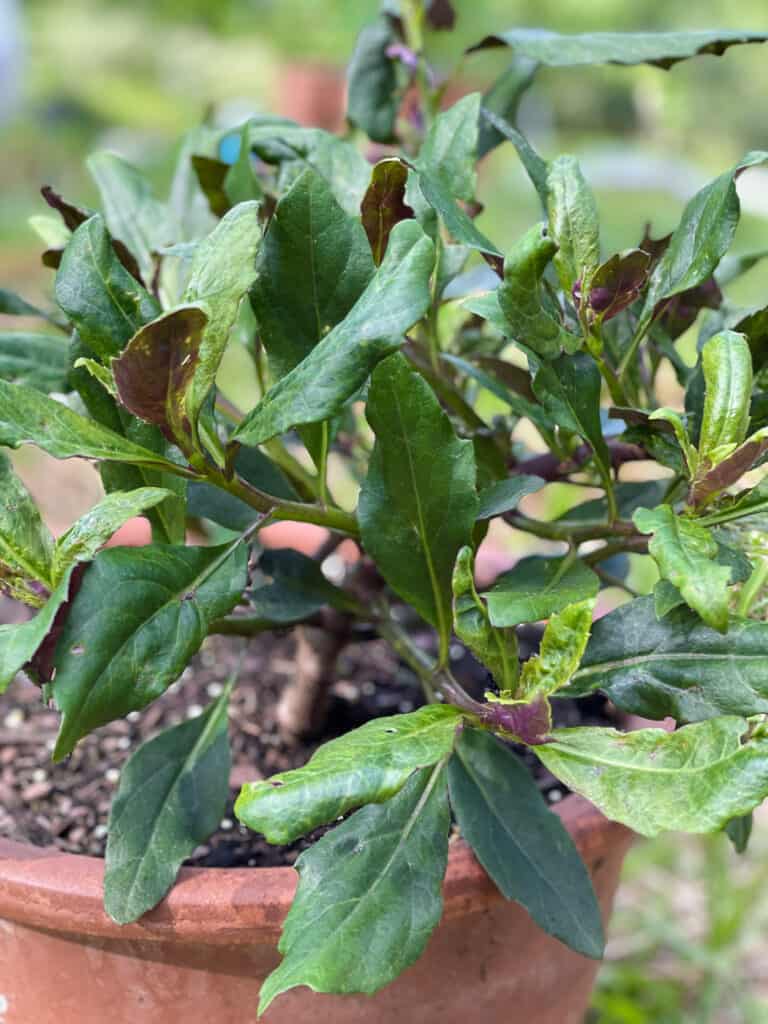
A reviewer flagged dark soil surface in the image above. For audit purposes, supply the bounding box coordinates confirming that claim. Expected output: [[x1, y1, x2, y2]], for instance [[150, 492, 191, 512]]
[[0, 597, 612, 868]]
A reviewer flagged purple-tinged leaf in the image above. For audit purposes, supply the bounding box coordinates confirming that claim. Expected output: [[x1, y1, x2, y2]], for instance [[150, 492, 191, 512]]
[[360, 158, 414, 265], [574, 248, 650, 322]]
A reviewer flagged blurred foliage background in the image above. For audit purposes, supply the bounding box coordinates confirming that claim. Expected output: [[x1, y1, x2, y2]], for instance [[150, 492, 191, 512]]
[[3, 1, 768, 1019]]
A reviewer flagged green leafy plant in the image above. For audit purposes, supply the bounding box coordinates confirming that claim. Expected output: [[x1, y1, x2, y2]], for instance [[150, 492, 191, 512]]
[[3, 2, 768, 1015]]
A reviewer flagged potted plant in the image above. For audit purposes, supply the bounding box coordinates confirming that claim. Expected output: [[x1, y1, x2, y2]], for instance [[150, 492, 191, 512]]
[[2, 5, 768, 1021]]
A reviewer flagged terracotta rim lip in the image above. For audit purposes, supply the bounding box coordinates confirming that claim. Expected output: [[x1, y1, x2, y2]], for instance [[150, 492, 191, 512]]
[[0, 793, 631, 946]]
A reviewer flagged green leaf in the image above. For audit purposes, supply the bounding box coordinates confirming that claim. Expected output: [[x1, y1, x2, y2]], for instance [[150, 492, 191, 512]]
[[477, 59, 537, 160], [533, 353, 612, 485], [112, 305, 209, 444], [498, 225, 580, 358], [568, 596, 768, 721], [54, 215, 161, 360], [554, 479, 668, 528], [477, 108, 549, 207], [698, 330, 753, 467], [725, 813, 753, 854], [440, 353, 554, 433], [0, 288, 46, 319], [452, 547, 518, 691], [235, 704, 460, 844], [476, 474, 545, 520], [418, 93, 480, 203], [182, 201, 261, 430], [518, 598, 594, 700], [248, 548, 354, 625], [51, 541, 248, 760], [359, 354, 478, 659], [635, 153, 768, 339], [251, 168, 374, 381], [346, 17, 399, 143], [547, 156, 600, 293], [447, 727, 604, 958], [633, 505, 731, 632], [233, 220, 434, 446], [468, 29, 768, 69], [52, 487, 172, 584], [258, 763, 450, 1014], [104, 686, 232, 924], [87, 152, 169, 285], [536, 717, 768, 837], [223, 124, 264, 208], [484, 555, 599, 628], [0, 379, 192, 475], [0, 451, 54, 598], [360, 158, 414, 266], [0, 567, 76, 693]]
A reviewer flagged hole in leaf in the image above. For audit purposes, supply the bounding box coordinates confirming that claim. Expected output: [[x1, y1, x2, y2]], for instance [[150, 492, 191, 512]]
[[70, 644, 85, 656], [385, 728, 397, 734]]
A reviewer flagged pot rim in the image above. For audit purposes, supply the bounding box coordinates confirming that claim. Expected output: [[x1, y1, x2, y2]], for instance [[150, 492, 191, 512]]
[[0, 794, 630, 946]]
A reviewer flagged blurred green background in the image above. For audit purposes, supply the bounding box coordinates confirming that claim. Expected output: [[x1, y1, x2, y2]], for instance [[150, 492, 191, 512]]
[[3, 1, 768, 1019]]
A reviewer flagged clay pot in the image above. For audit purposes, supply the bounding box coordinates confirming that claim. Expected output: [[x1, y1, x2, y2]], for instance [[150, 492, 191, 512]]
[[0, 795, 631, 1024]]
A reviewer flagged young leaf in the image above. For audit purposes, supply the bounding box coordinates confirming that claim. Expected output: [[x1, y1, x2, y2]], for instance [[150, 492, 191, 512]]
[[452, 547, 518, 691], [112, 305, 208, 444], [547, 155, 600, 293], [360, 158, 414, 265], [569, 595, 768, 721], [498, 225, 580, 357], [182, 201, 261, 430], [634, 153, 768, 340], [233, 220, 434, 447], [359, 354, 478, 660], [0, 566, 77, 693], [251, 168, 374, 380], [346, 17, 399, 144], [0, 451, 54, 599], [518, 597, 594, 700], [536, 717, 768, 837], [633, 505, 731, 632], [54, 215, 161, 360], [87, 152, 169, 285], [0, 379, 193, 475], [52, 487, 172, 583], [236, 704, 459, 844], [447, 727, 604, 958], [468, 29, 768, 69], [0, 333, 69, 393], [697, 330, 752, 466], [258, 763, 450, 1015], [476, 474, 545, 520], [104, 685, 232, 924], [51, 541, 248, 760], [725, 813, 753, 854], [484, 555, 599, 628], [576, 249, 650, 323]]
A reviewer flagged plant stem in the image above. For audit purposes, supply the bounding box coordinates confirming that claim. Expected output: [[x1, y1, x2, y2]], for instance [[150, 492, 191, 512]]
[[737, 558, 768, 617], [582, 536, 648, 565], [505, 510, 636, 544], [377, 615, 439, 704]]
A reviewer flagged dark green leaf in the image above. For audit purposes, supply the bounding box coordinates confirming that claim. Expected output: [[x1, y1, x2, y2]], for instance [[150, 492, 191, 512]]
[[359, 353, 478, 658], [498, 225, 581, 358], [477, 108, 549, 206], [360, 158, 414, 265], [190, 155, 232, 218], [555, 480, 668, 528], [477, 59, 538, 159], [547, 156, 600, 293], [54, 216, 161, 360], [633, 505, 731, 632], [251, 168, 374, 380], [248, 548, 354, 624], [569, 595, 768, 721], [484, 555, 599, 627], [448, 727, 603, 958], [258, 764, 450, 1014], [233, 220, 434, 446], [104, 686, 232, 924], [235, 704, 460, 844], [468, 29, 768, 69], [537, 717, 768, 837], [725, 813, 753, 854], [440, 353, 554, 432], [477, 474, 545, 519], [0, 379, 191, 475], [346, 17, 399, 143], [51, 541, 248, 759], [0, 288, 52, 320]]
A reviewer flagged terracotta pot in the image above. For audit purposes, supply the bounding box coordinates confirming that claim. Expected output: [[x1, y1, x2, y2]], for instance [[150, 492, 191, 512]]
[[0, 795, 631, 1024]]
